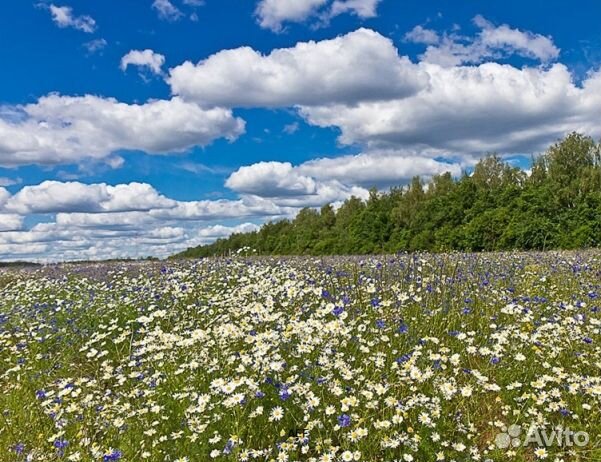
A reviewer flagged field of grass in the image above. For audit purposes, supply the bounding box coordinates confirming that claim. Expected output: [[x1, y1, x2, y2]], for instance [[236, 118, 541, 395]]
[[1, 252, 601, 461]]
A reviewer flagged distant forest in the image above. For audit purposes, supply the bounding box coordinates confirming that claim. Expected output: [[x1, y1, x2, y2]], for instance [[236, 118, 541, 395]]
[[174, 133, 601, 258]]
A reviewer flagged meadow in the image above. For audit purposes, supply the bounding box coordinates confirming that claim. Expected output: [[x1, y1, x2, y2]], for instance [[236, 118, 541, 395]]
[[1, 252, 601, 462]]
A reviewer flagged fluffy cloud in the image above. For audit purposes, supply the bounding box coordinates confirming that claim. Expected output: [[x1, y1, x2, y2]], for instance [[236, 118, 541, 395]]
[[120, 49, 165, 75], [152, 0, 183, 21], [404, 25, 440, 45], [225, 152, 462, 207], [0, 94, 244, 166], [300, 62, 601, 155], [3, 181, 176, 214], [255, 0, 381, 31], [169, 28, 426, 107], [150, 195, 290, 221], [416, 16, 560, 66], [226, 161, 319, 197], [46, 4, 96, 33], [297, 152, 464, 186], [0, 219, 261, 262], [0, 214, 23, 232], [256, 0, 328, 31], [225, 160, 371, 208], [196, 223, 260, 242], [0, 179, 293, 262], [329, 0, 380, 18], [0, 187, 10, 206]]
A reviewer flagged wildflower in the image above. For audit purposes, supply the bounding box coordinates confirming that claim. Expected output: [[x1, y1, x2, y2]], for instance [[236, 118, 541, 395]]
[[338, 414, 351, 427], [270, 406, 284, 421]]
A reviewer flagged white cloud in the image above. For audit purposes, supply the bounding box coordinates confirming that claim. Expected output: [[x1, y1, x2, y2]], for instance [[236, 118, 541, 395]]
[[299, 62, 601, 155], [83, 38, 107, 54], [283, 122, 300, 134], [329, 0, 380, 19], [255, 0, 329, 31], [0, 177, 21, 187], [297, 151, 464, 186], [121, 49, 166, 75], [0, 179, 295, 262], [225, 160, 371, 208], [404, 25, 440, 45], [0, 187, 9, 208], [169, 28, 427, 107], [226, 161, 319, 197], [225, 152, 462, 208], [152, 0, 183, 21], [0, 214, 23, 232], [195, 223, 259, 242], [0, 94, 245, 166], [420, 16, 560, 66], [3, 181, 176, 215], [475, 15, 559, 62], [255, 0, 382, 31], [47, 4, 96, 33], [150, 195, 290, 221]]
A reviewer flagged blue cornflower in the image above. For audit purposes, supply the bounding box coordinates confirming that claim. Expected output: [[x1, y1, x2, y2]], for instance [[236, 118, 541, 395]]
[[332, 306, 344, 316], [279, 387, 291, 401], [376, 319, 386, 329], [398, 323, 408, 334], [103, 449, 123, 461], [223, 440, 235, 455], [54, 439, 69, 450], [338, 414, 351, 427], [396, 353, 412, 364]]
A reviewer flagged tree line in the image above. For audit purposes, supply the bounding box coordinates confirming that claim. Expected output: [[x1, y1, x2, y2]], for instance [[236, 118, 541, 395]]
[[173, 133, 601, 258]]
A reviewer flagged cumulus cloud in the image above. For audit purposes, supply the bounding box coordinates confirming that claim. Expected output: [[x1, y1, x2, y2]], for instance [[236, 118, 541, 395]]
[[0, 187, 9, 208], [329, 0, 380, 19], [418, 16, 560, 66], [196, 223, 260, 242], [225, 160, 371, 208], [255, 0, 382, 31], [3, 181, 176, 214], [152, 0, 183, 21], [0, 94, 245, 166], [46, 4, 96, 33], [225, 152, 463, 207], [404, 25, 440, 45], [121, 49, 166, 75], [168, 28, 427, 107], [0, 178, 296, 262], [297, 152, 464, 187], [226, 161, 319, 197], [0, 177, 21, 187], [150, 195, 291, 221], [300, 63, 601, 155], [0, 214, 23, 232]]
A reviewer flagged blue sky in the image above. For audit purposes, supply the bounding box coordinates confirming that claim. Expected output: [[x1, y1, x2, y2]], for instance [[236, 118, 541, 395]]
[[1, 0, 600, 261]]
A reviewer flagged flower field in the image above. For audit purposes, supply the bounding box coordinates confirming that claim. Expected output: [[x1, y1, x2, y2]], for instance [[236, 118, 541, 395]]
[[2, 252, 601, 462]]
